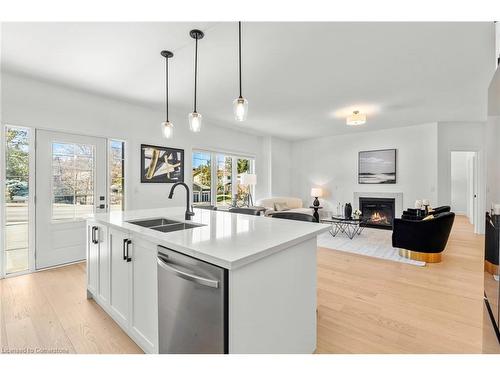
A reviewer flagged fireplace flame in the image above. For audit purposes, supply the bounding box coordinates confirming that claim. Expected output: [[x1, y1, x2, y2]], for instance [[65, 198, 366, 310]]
[[370, 211, 389, 224]]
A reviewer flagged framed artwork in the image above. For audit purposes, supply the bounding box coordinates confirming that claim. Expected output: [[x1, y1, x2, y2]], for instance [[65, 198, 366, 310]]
[[140, 144, 184, 183], [358, 149, 397, 184]]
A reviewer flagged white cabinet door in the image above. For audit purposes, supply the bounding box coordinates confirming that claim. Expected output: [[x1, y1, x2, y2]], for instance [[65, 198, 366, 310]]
[[87, 223, 99, 295], [130, 236, 158, 353], [97, 224, 109, 303], [109, 227, 131, 327]]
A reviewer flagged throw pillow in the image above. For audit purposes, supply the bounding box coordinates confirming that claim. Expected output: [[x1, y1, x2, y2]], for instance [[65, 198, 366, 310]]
[[422, 214, 434, 221], [274, 202, 290, 211]]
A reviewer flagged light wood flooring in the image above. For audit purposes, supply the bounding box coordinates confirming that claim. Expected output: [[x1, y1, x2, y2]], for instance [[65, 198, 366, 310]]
[[317, 215, 487, 353], [0, 215, 495, 353]]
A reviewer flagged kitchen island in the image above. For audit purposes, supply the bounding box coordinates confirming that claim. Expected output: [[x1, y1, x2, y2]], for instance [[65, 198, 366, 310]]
[[86, 207, 329, 354]]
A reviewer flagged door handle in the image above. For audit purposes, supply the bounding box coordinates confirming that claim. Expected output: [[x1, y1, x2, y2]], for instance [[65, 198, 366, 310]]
[[91, 227, 95, 244], [157, 255, 219, 288], [94, 227, 99, 244], [123, 238, 128, 260], [126, 239, 132, 262]]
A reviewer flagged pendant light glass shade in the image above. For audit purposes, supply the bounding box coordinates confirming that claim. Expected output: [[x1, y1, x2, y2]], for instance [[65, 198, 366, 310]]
[[188, 112, 202, 132], [162, 121, 174, 138], [189, 29, 204, 133], [161, 50, 174, 138], [234, 22, 248, 121], [233, 96, 248, 121]]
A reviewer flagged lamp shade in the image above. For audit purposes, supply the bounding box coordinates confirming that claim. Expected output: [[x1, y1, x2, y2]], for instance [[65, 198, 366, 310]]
[[310, 188, 323, 198], [240, 173, 257, 186]]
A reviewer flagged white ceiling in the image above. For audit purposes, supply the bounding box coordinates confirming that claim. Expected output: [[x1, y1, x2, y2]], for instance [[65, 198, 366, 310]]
[[1, 22, 495, 140]]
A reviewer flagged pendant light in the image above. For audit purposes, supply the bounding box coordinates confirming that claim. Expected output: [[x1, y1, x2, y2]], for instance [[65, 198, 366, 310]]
[[233, 21, 248, 121], [161, 50, 174, 139], [189, 29, 204, 133]]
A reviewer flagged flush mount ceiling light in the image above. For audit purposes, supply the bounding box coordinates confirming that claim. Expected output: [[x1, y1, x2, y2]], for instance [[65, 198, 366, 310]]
[[233, 21, 248, 122], [188, 29, 204, 133], [161, 50, 174, 139], [346, 110, 367, 126]]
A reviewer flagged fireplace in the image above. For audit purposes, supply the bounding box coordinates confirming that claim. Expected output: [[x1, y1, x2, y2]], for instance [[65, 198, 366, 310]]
[[359, 197, 395, 230]]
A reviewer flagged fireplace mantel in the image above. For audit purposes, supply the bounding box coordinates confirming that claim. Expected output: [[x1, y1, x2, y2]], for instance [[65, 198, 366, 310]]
[[353, 192, 403, 217]]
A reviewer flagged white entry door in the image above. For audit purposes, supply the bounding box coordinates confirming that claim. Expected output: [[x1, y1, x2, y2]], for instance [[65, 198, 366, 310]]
[[36, 130, 107, 269]]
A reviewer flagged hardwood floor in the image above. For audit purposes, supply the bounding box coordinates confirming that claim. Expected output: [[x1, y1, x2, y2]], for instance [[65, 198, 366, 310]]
[[0, 262, 142, 354], [317, 215, 486, 353], [0, 215, 492, 353]]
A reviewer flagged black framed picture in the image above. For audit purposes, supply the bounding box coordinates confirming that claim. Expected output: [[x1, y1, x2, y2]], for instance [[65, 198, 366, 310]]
[[358, 149, 397, 184], [140, 144, 184, 183]]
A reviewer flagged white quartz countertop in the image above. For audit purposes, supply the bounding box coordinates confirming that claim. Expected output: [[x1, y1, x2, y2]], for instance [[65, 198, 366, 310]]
[[90, 207, 329, 269]]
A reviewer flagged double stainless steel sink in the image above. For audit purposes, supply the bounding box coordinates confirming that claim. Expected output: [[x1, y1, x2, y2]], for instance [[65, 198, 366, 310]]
[[127, 218, 205, 233]]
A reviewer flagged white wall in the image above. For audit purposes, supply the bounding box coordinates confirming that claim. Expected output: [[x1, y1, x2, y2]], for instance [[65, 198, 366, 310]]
[[290, 123, 438, 216], [487, 67, 500, 210], [451, 152, 468, 214], [0, 72, 270, 209]]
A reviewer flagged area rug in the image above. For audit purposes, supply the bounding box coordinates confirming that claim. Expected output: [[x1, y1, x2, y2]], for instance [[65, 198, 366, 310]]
[[317, 227, 426, 267]]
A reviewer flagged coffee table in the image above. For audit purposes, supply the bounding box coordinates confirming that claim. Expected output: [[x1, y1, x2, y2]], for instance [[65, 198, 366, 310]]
[[321, 215, 366, 240]]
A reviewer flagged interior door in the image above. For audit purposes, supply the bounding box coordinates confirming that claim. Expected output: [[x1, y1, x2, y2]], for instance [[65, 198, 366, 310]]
[[35, 130, 107, 269]]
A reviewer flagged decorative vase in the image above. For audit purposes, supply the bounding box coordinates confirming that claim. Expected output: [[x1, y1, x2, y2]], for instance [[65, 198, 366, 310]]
[[344, 203, 352, 219]]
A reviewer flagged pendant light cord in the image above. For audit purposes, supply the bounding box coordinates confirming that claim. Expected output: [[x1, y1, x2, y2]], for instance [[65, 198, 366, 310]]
[[238, 21, 242, 98], [194, 36, 198, 112], [165, 56, 169, 121]]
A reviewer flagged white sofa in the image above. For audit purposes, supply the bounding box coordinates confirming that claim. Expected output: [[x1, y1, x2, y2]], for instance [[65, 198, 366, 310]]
[[256, 197, 313, 217]]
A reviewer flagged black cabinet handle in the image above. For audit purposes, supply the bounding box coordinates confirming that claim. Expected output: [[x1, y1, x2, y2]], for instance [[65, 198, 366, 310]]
[[123, 238, 128, 260], [91, 226, 98, 244], [94, 227, 99, 244], [126, 239, 132, 262]]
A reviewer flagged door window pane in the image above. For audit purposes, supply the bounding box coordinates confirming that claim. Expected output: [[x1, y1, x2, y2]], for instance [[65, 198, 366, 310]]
[[4, 126, 30, 274], [192, 151, 212, 206], [51, 142, 95, 221], [216, 155, 232, 207]]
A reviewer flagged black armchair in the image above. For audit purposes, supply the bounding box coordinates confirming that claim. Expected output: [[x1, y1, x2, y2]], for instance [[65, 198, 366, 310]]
[[430, 206, 451, 215], [228, 207, 262, 216], [272, 212, 316, 222], [392, 212, 455, 262]]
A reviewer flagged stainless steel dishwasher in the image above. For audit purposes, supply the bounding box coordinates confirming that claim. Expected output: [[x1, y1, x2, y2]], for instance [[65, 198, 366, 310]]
[[157, 246, 228, 354]]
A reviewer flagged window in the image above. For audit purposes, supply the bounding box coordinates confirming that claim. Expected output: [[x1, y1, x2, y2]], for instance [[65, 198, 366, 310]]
[[4, 126, 30, 274], [236, 157, 253, 206], [109, 140, 125, 211], [192, 151, 212, 205], [192, 150, 254, 208], [52, 142, 95, 221], [216, 155, 232, 206]]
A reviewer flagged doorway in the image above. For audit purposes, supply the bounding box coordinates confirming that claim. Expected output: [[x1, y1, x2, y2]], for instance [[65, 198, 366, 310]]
[[35, 130, 108, 269], [450, 151, 478, 228]]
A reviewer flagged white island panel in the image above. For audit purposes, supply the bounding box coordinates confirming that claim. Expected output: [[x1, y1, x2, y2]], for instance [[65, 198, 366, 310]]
[[228, 237, 317, 354]]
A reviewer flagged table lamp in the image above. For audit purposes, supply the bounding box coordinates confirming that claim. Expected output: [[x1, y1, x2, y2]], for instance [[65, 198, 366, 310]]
[[310, 187, 323, 207], [240, 173, 257, 206]]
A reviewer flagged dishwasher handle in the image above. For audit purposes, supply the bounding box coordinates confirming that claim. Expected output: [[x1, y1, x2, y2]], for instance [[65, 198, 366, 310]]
[[157, 255, 219, 289]]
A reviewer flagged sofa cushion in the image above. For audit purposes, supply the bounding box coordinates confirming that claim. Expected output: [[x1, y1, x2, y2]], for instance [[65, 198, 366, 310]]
[[274, 202, 290, 211], [256, 197, 304, 210]]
